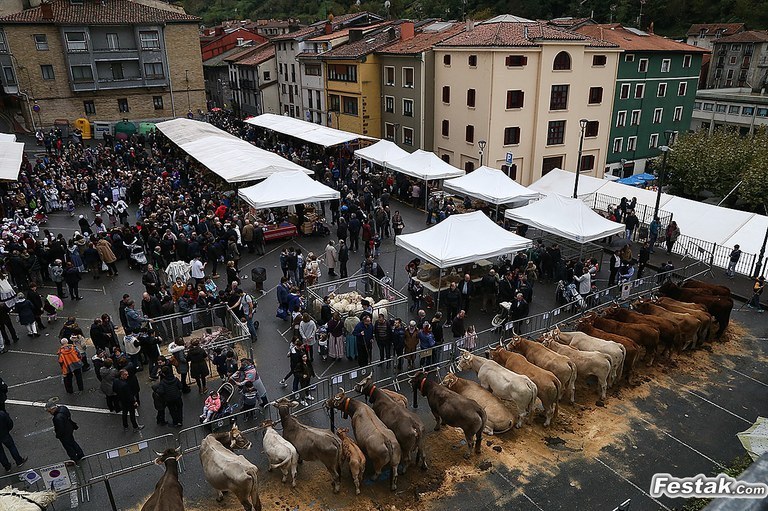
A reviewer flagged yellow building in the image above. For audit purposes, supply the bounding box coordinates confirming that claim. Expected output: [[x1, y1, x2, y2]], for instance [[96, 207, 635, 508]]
[[320, 24, 400, 138]]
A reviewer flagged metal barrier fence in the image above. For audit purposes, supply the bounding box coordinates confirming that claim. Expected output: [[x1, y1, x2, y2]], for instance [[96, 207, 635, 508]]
[[523, 227, 605, 267], [306, 273, 409, 321], [669, 232, 767, 278], [591, 193, 675, 244]]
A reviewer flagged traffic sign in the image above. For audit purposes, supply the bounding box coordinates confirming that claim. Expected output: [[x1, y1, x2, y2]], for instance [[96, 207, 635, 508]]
[[505, 152, 513, 164]]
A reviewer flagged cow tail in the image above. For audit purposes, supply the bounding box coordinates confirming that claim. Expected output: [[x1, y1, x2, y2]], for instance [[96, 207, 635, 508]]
[[567, 361, 577, 399], [553, 377, 562, 419], [526, 380, 537, 417], [247, 465, 261, 511]]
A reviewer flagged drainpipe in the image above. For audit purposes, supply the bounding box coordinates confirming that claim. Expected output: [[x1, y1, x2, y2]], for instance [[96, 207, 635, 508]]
[[162, 24, 177, 117]]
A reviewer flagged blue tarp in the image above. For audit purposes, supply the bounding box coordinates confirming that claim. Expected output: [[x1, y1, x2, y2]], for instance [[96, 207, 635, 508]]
[[617, 173, 657, 186]]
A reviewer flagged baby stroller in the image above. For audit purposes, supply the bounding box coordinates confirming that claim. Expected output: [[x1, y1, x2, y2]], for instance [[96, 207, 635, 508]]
[[555, 280, 586, 312], [312, 219, 331, 237], [202, 381, 238, 432]]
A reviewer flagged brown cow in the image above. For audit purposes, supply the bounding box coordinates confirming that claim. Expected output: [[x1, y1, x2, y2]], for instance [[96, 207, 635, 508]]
[[336, 428, 366, 495], [506, 335, 577, 404], [659, 282, 733, 337], [141, 448, 184, 511], [488, 345, 561, 426], [682, 279, 731, 297], [576, 321, 640, 384], [604, 305, 681, 359], [585, 313, 660, 366], [441, 373, 517, 435], [633, 300, 701, 350], [654, 297, 714, 341], [541, 335, 612, 400], [380, 388, 408, 408], [411, 371, 485, 457], [200, 427, 260, 511]]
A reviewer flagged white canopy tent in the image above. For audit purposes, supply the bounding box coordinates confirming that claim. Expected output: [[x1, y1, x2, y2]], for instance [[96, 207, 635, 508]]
[[156, 118, 311, 183], [387, 150, 465, 181], [0, 140, 24, 181], [238, 170, 340, 209], [528, 168, 608, 198], [442, 166, 540, 206], [505, 194, 625, 244], [0, 133, 17, 142], [663, 196, 755, 246], [246, 113, 375, 148], [354, 140, 410, 167]]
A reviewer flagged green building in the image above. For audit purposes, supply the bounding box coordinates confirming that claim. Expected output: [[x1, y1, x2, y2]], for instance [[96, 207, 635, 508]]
[[577, 24, 707, 177]]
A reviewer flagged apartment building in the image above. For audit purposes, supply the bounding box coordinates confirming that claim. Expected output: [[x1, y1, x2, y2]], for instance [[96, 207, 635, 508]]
[[707, 31, 768, 91], [692, 87, 768, 135], [200, 26, 267, 61], [686, 23, 745, 51], [226, 43, 278, 117]]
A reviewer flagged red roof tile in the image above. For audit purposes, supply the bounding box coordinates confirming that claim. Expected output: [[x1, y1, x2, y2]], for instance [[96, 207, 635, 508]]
[[437, 21, 615, 48], [320, 23, 398, 59], [0, 0, 199, 24], [232, 44, 275, 66], [271, 12, 382, 41], [377, 22, 465, 54], [714, 30, 768, 43], [686, 23, 745, 37], [576, 24, 708, 52]]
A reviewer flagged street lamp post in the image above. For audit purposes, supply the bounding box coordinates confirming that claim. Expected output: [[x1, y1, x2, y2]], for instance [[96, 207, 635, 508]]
[[478, 139, 486, 168], [754, 222, 768, 278], [573, 118, 588, 199], [653, 130, 675, 219]]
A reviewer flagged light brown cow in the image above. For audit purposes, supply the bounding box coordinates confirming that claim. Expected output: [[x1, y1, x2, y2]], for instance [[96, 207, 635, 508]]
[[336, 428, 366, 495], [633, 300, 701, 351], [576, 321, 641, 384], [654, 297, 714, 342], [542, 336, 612, 401], [141, 448, 183, 511], [551, 327, 625, 387], [441, 373, 516, 435], [261, 420, 298, 488], [585, 313, 660, 366], [200, 427, 260, 511], [506, 335, 577, 404]]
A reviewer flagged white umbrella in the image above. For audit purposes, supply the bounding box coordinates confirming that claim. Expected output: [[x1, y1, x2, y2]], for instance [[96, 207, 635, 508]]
[[165, 261, 191, 283], [738, 416, 768, 460]]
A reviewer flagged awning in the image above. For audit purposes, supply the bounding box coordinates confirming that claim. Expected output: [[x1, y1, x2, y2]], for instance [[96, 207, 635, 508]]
[[238, 170, 340, 209], [0, 140, 24, 181], [505, 194, 625, 243], [395, 211, 532, 268], [387, 149, 465, 181], [246, 113, 375, 148], [528, 168, 608, 198], [443, 166, 540, 205], [355, 140, 410, 167], [617, 172, 656, 186], [155, 118, 311, 183]]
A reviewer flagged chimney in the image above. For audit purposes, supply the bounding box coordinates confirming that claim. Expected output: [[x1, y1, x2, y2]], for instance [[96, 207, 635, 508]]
[[648, 21, 654, 34], [349, 28, 364, 42], [324, 21, 332, 35], [386, 27, 396, 40], [400, 21, 414, 41], [40, 0, 53, 20], [465, 19, 473, 32]]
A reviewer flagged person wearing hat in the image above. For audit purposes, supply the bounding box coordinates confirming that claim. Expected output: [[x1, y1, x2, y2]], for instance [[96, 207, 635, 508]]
[[45, 401, 84, 462]]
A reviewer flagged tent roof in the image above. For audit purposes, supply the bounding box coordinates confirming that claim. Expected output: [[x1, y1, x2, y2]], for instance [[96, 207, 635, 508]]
[[528, 168, 607, 198], [617, 172, 656, 186], [354, 140, 410, 167], [505, 194, 625, 243], [386, 149, 465, 181], [443, 166, 540, 205], [0, 140, 24, 181], [0, 133, 16, 142], [238, 170, 340, 209], [246, 113, 375, 148], [155, 118, 311, 183], [663, 196, 755, 246], [596, 180, 675, 215], [395, 211, 532, 267], [722, 214, 768, 264]]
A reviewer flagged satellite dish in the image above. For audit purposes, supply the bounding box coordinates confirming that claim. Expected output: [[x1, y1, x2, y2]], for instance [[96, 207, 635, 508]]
[[384, 0, 391, 8], [355, 0, 361, 5]]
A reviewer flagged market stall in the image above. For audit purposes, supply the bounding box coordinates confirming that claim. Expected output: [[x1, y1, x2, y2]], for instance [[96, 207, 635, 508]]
[[386, 150, 465, 209], [354, 139, 410, 167], [0, 140, 24, 181], [443, 165, 540, 219], [246, 113, 375, 148], [528, 168, 609, 199]]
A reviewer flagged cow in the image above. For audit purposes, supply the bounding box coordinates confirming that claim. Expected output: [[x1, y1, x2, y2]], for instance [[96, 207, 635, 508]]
[[354, 375, 427, 471], [328, 390, 401, 491], [604, 305, 681, 359], [441, 373, 517, 435], [261, 420, 298, 488], [682, 279, 731, 297], [456, 350, 537, 427], [488, 345, 561, 427], [411, 371, 486, 457], [273, 398, 343, 493], [633, 300, 701, 351], [541, 335, 612, 401], [575, 321, 641, 384], [336, 428, 366, 495], [379, 387, 408, 408], [654, 297, 715, 342], [551, 327, 626, 386], [506, 335, 577, 404], [141, 447, 183, 511], [584, 313, 660, 366], [0, 488, 57, 511], [200, 426, 260, 511], [658, 281, 733, 337]]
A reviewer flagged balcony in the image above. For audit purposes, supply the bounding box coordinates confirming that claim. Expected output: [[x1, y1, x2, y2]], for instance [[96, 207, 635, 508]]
[[92, 47, 140, 61], [759, 57, 768, 67]]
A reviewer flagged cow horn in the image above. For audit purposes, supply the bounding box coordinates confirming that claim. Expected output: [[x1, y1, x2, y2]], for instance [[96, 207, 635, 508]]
[[154, 450, 163, 456]]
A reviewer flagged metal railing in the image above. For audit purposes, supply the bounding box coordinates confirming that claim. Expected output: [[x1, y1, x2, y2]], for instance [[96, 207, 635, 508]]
[[591, 193, 675, 244]]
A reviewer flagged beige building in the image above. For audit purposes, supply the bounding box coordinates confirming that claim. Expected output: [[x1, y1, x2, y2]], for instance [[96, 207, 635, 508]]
[[0, 0, 206, 129], [433, 15, 620, 185]]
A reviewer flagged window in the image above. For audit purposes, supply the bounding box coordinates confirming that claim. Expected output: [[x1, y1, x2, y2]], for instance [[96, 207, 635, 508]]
[[702, 103, 714, 111], [442, 154, 450, 163], [678, 82, 688, 96], [585, 120, 599, 137], [553, 51, 571, 70], [465, 125, 474, 143], [83, 100, 96, 115], [501, 164, 517, 179], [385, 123, 395, 141], [384, 66, 395, 85], [65, 32, 87, 51], [442, 86, 450, 103], [742, 106, 754, 116], [653, 108, 663, 123], [505, 55, 527, 67], [625, 54, 635, 62], [580, 154, 595, 171], [263, 71, 271, 81], [661, 59, 671, 72], [308, 91, 313, 109], [328, 64, 357, 82], [638, 58, 648, 73], [729, 56, 737, 65], [109, 62, 124, 80], [153, 96, 164, 110], [34, 34, 48, 50], [630, 110, 641, 125], [144, 62, 164, 79], [758, 108, 768, 117], [542, 156, 563, 176], [468, 55, 477, 67], [635, 83, 645, 99], [728, 105, 740, 114], [627, 136, 637, 151], [117, 98, 129, 113], [649, 133, 658, 148], [506, 90, 524, 109], [616, 111, 627, 127], [403, 99, 413, 117], [613, 138, 623, 153], [731, 43, 741, 51], [40, 64, 54, 80], [503, 126, 520, 145], [384, 96, 394, 113], [694, 102, 702, 110], [620, 83, 630, 99], [550, 85, 569, 110], [70, 65, 93, 82], [342, 96, 358, 115], [281, 84, 286, 94], [106, 33, 119, 50], [443, 54, 451, 65], [441, 120, 449, 137], [592, 55, 607, 66], [588, 86, 603, 104], [329, 94, 340, 112], [714, 104, 726, 113], [547, 120, 566, 145], [465, 161, 475, 172], [673, 106, 683, 122], [0, 32, 6, 52], [305, 65, 321, 76], [466, 88, 476, 107], [683, 54, 692, 68], [403, 67, 414, 88], [403, 127, 413, 146], [654, 83, 666, 98]]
